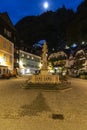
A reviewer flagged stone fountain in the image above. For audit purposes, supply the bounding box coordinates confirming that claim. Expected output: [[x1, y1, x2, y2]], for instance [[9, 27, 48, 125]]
[[26, 42, 60, 87]]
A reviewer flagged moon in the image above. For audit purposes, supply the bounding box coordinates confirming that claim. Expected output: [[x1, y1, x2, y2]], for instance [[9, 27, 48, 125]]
[[43, 1, 49, 9]]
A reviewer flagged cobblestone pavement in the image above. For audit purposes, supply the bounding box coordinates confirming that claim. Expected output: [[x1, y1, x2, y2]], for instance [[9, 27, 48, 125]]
[[0, 77, 87, 130]]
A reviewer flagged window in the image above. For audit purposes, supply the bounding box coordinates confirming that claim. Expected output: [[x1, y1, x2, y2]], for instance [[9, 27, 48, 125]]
[[4, 28, 11, 38], [32, 57, 34, 60], [3, 69, 5, 74], [3, 42, 6, 48], [17, 50, 19, 54], [27, 55, 30, 58], [7, 31, 11, 37], [21, 54, 24, 57], [9, 45, 12, 51], [3, 54, 7, 62], [0, 68, 1, 74], [17, 59, 19, 63], [9, 56, 12, 63], [4, 28, 7, 34]]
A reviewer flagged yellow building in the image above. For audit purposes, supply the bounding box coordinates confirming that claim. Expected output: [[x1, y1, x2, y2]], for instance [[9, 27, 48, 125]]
[[0, 12, 16, 76], [0, 35, 14, 75]]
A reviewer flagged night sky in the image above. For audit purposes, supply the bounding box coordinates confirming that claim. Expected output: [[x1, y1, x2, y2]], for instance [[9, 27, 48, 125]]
[[0, 0, 83, 25]]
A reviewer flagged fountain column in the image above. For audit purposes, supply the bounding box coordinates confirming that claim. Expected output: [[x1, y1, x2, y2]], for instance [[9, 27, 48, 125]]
[[41, 42, 48, 74], [26, 42, 60, 85]]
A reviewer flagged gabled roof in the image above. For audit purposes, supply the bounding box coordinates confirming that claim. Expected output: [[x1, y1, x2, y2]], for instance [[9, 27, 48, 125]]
[[0, 12, 16, 31]]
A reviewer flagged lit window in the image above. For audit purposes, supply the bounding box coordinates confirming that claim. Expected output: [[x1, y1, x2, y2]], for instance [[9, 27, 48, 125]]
[[82, 41, 85, 45], [17, 59, 19, 63], [32, 57, 34, 60], [26, 69, 30, 74], [9, 45, 12, 51], [25, 48, 27, 51], [22, 54, 24, 57], [27, 55, 30, 58], [14, 36, 16, 41], [3, 54, 6, 62], [17, 50, 19, 54]]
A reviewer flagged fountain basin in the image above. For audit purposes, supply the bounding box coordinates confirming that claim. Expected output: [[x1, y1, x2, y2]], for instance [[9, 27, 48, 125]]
[[27, 74, 60, 84]]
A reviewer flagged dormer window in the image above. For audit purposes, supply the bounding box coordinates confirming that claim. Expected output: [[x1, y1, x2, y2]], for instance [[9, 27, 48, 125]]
[[7, 31, 11, 37], [4, 28, 7, 34], [4, 28, 11, 38]]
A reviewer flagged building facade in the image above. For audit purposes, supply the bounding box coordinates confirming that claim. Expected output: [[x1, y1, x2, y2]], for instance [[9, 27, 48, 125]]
[[18, 50, 41, 75], [0, 12, 16, 76], [0, 35, 14, 74]]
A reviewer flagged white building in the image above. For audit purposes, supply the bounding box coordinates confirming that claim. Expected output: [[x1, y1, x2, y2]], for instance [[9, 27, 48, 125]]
[[18, 50, 41, 75]]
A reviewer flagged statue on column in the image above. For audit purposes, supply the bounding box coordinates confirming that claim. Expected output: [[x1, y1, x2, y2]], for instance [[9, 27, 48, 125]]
[[42, 42, 48, 70]]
